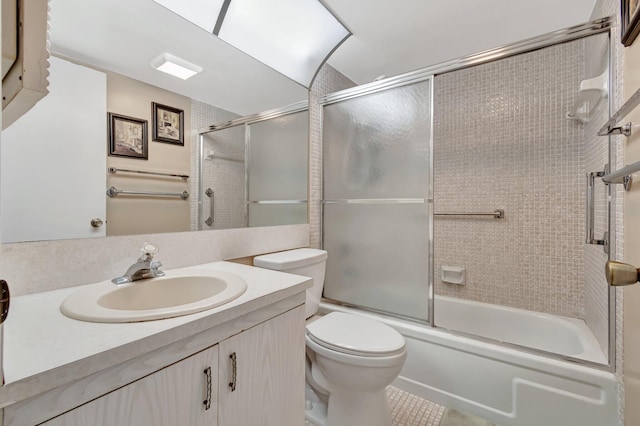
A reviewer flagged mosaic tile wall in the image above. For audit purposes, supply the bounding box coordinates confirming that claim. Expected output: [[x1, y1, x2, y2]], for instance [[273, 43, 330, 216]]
[[583, 31, 613, 358], [433, 39, 587, 318], [309, 64, 356, 248], [589, 0, 625, 423], [190, 100, 241, 231]]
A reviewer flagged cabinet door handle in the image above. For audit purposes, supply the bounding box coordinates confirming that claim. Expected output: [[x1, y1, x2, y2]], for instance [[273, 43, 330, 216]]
[[228, 352, 237, 392], [203, 367, 212, 410]]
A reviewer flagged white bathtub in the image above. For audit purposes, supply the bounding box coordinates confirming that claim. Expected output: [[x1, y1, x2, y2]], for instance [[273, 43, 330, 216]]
[[434, 296, 607, 364], [319, 297, 619, 426]]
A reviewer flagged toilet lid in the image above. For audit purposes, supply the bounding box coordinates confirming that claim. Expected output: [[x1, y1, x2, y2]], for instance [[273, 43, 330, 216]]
[[306, 312, 405, 356], [253, 248, 327, 270]]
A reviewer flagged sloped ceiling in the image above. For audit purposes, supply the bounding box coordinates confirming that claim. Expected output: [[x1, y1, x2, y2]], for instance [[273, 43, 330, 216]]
[[49, 0, 598, 116]]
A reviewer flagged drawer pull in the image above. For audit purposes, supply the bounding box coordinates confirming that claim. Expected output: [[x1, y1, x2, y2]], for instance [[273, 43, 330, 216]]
[[229, 352, 237, 392], [203, 367, 212, 410]]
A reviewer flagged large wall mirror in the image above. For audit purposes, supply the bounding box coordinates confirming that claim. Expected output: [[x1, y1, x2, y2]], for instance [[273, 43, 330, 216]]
[[0, 0, 309, 243]]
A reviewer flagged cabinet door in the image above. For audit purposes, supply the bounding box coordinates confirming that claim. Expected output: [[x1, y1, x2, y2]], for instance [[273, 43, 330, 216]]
[[41, 345, 219, 426], [1, 56, 107, 243], [218, 305, 305, 426]]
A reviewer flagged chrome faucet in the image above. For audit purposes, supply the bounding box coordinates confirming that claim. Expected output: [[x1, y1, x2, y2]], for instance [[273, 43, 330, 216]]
[[112, 243, 165, 285]]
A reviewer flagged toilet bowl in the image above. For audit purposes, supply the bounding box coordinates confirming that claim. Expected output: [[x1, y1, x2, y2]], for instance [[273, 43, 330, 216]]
[[253, 248, 406, 426]]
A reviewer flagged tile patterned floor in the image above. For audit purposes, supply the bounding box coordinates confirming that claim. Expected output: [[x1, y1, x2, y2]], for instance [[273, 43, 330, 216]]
[[387, 386, 446, 426], [305, 385, 446, 426]]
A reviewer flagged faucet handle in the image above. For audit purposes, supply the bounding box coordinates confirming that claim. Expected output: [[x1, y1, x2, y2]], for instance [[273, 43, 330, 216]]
[[140, 243, 159, 260]]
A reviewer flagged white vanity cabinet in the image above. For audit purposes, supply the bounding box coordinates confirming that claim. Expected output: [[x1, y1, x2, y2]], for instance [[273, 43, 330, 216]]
[[41, 345, 219, 426], [4, 304, 306, 426], [218, 305, 305, 425]]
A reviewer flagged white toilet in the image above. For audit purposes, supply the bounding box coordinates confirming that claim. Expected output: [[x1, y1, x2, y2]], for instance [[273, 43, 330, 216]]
[[253, 248, 407, 426]]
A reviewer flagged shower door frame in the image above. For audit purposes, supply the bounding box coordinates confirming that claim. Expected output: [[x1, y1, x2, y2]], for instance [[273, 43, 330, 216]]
[[319, 16, 617, 371], [320, 72, 436, 325]]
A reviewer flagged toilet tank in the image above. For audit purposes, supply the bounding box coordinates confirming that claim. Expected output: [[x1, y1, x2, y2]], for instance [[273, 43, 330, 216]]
[[253, 248, 328, 318]]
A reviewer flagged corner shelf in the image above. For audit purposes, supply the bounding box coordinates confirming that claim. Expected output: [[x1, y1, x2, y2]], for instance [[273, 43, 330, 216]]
[[567, 68, 608, 124]]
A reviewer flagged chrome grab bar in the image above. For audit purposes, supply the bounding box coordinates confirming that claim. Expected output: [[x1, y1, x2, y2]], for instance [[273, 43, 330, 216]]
[[434, 210, 504, 219], [106, 186, 189, 200], [108, 167, 189, 180], [597, 88, 640, 136], [205, 188, 214, 227], [586, 170, 607, 250], [601, 159, 640, 191], [247, 200, 308, 204]]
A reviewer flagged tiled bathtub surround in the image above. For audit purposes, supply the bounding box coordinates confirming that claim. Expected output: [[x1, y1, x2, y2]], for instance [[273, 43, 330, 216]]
[[588, 0, 625, 421], [582, 32, 613, 357], [433, 39, 587, 319]]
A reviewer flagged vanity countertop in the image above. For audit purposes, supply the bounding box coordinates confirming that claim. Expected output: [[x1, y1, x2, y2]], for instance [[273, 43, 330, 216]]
[[0, 261, 311, 408]]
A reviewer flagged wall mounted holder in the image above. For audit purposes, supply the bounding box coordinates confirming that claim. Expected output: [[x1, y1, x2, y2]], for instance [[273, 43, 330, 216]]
[[598, 87, 640, 136], [441, 266, 465, 285], [567, 68, 608, 124], [601, 159, 640, 191]]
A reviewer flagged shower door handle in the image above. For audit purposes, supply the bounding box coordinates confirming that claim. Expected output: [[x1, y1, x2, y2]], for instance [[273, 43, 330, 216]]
[[205, 188, 214, 227], [586, 170, 607, 251]]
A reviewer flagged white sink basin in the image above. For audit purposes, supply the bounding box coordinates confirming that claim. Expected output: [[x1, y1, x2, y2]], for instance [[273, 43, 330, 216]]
[[61, 270, 247, 323]]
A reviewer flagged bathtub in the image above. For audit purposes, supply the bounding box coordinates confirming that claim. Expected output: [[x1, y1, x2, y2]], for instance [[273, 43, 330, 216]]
[[319, 297, 619, 426]]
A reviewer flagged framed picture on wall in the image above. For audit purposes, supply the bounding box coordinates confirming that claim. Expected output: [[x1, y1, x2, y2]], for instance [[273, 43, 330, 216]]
[[152, 102, 184, 145], [108, 112, 148, 159], [622, 0, 640, 46]]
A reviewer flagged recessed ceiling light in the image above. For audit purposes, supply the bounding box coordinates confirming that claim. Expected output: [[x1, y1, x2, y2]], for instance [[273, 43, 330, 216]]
[[150, 53, 203, 80]]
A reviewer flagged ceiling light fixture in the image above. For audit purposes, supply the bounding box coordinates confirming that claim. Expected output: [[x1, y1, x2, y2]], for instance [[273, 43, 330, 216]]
[[153, 0, 350, 88], [150, 53, 203, 80]]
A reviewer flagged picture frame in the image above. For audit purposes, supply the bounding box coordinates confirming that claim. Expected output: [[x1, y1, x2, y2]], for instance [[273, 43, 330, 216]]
[[622, 0, 640, 46], [108, 112, 148, 159], [152, 102, 184, 145]]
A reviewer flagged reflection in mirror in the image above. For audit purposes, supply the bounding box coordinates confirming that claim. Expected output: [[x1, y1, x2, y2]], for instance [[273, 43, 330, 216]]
[[199, 104, 309, 230], [0, 0, 311, 243]]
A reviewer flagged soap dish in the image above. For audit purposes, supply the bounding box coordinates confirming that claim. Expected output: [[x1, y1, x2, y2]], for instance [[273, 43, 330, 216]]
[[441, 266, 465, 285]]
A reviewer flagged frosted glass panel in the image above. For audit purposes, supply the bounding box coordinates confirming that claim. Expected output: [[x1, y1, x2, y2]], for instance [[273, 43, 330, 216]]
[[322, 78, 432, 321], [323, 203, 429, 320], [248, 111, 308, 201], [248, 203, 307, 227], [323, 80, 431, 200]]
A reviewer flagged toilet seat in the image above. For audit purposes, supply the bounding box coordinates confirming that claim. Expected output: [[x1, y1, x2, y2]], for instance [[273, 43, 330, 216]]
[[306, 312, 405, 357]]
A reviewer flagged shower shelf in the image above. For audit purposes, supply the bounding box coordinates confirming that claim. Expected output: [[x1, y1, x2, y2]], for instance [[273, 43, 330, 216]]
[[597, 87, 640, 136], [566, 68, 608, 124]]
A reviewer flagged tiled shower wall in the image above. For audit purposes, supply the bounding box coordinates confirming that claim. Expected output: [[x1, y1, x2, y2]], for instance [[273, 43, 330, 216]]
[[190, 100, 241, 230], [589, 0, 625, 421], [309, 64, 356, 248], [583, 31, 613, 356], [433, 39, 587, 318]]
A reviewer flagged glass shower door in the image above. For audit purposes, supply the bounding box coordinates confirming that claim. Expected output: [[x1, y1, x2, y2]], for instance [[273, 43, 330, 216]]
[[247, 110, 309, 226], [322, 77, 433, 321]]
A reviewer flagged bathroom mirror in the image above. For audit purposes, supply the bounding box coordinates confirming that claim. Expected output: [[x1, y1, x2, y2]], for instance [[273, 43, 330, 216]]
[[0, 0, 309, 242]]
